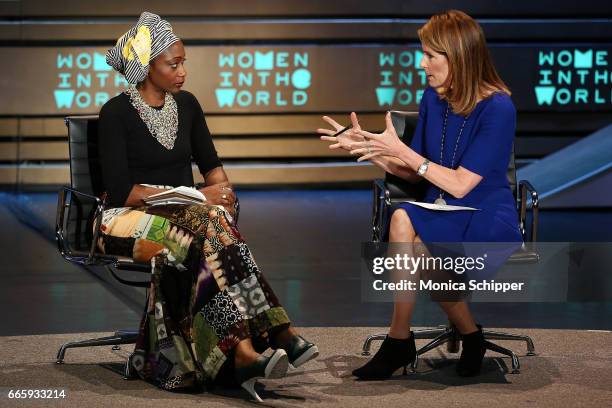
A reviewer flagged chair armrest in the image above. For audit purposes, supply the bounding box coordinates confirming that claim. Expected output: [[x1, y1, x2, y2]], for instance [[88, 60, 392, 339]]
[[518, 180, 539, 243], [507, 245, 540, 264], [372, 179, 391, 242], [374, 179, 390, 204], [56, 186, 106, 265]]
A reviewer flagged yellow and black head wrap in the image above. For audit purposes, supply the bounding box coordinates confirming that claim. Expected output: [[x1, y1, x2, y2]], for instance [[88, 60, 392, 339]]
[[106, 11, 180, 84]]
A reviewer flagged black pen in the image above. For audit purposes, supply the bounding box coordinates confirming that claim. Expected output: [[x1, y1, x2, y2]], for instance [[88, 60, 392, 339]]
[[333, 124, 353, 137]]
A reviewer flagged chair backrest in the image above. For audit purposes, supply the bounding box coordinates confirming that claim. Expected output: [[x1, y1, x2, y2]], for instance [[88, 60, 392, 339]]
[[66, 115, 103, 197], [388, 111, 518, 203], [63, 115, 102, 252]]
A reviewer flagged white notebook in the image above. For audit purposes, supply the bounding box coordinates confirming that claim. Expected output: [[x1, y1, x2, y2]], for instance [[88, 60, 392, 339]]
[[142, 186, 234, 224], [403, 200, 480, 211], [143, 186, 205, 205]]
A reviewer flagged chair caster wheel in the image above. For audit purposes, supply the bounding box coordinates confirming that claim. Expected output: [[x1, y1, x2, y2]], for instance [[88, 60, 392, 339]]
[[361, 351, 371, 356], [55, 360, 64, 364], [526, 352, 536, 356], [112, 345, 121, 351], [511, 369, 520, 374]]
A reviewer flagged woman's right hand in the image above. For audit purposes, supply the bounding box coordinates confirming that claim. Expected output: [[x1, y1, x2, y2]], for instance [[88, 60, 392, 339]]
[[199, 182, 235, 207], [317, 112, 365, 152]]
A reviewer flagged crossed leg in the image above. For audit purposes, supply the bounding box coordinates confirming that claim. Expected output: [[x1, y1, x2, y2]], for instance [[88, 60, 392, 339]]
[[387, 208, 477, 338]]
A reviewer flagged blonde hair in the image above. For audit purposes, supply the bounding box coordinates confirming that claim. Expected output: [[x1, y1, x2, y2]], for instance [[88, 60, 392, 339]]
[[417, 9, 510, 116]]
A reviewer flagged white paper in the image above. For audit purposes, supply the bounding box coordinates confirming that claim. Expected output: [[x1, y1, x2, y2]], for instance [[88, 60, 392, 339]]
[[143, 185, 234, 224], [145, 185, 205, 201], [146, 199, 203, 206], [403, 200, 480, 211]]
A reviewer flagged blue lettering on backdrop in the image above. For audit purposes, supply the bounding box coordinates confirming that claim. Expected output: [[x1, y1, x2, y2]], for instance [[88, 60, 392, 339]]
[[215, 50, 311, 108], [376, 50, 426, 107], [534, 48, 611, 107], [54, 51, 124, 110]]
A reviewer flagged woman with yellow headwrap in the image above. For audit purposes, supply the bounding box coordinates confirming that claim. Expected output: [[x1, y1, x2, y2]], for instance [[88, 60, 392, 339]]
[[98, 12, 318, 402]]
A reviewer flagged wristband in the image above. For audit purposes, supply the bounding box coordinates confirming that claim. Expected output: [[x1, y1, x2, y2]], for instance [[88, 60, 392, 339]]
[[417, 159, 430, 176]]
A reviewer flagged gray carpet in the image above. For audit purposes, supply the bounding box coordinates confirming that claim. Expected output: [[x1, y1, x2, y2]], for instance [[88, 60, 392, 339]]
[[1, 327, 611, 407]]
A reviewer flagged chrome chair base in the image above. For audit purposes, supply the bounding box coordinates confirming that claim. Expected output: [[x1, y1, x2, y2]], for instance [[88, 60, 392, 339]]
[[361, 325, 535, 374], [56, 328, 139, 379]]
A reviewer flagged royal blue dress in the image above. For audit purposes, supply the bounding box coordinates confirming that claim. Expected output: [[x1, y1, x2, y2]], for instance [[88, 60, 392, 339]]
[[397, 86, 523, 280]]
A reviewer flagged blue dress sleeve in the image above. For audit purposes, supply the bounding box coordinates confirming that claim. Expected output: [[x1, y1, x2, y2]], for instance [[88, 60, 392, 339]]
[[459, 94, 516, 177], [408, 88, 429, 155]]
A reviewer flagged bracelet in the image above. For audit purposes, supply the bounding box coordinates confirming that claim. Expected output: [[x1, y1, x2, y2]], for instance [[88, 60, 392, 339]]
[[417, 159, 430, 176]]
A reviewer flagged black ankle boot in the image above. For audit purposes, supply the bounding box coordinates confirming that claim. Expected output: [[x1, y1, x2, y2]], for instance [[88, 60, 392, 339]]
[[352, 333, 416, 380], [456, 325, 486, 377]]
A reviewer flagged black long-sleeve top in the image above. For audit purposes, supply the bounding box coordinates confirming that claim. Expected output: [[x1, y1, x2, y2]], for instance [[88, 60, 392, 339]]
[[98, 90, 222, 207]]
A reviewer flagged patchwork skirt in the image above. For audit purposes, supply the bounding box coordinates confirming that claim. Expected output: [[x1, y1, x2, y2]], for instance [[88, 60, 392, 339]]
[[97, 203, 290, 390]]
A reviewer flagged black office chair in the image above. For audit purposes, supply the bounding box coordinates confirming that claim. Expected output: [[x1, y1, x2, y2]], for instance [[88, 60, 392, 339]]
[[55, 115, 150, 378], [55, 115, 239, 378], [361, 111, 539, 374]]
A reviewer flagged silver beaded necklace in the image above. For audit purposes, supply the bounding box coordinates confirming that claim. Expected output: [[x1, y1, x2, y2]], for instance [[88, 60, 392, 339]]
[[435, 102, 469, 206], [125, 85, 179, 150]]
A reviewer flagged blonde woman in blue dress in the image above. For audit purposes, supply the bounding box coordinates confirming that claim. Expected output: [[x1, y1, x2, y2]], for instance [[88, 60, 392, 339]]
[[319, 10, 522, 379]]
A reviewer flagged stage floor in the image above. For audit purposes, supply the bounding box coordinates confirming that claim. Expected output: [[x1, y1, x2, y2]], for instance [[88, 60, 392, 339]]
[[0, 190, 611, 337], [1, 327, 611, 407]]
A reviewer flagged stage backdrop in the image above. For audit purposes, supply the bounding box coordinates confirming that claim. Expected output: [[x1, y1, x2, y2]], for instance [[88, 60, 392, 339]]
[[0, 0, 611, 186]]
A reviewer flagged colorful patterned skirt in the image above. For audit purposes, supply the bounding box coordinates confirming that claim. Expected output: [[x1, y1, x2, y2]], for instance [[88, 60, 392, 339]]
[[97, 203, 290, 390]]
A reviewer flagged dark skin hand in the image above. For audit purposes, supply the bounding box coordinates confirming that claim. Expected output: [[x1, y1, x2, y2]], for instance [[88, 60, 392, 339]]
[[122, 40, 237, 215], [124, 166, 236, 213]]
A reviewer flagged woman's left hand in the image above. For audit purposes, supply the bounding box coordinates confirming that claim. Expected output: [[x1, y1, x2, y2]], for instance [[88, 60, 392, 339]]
[[199, 183, 236, 207], [350, 111, 405, 162]]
